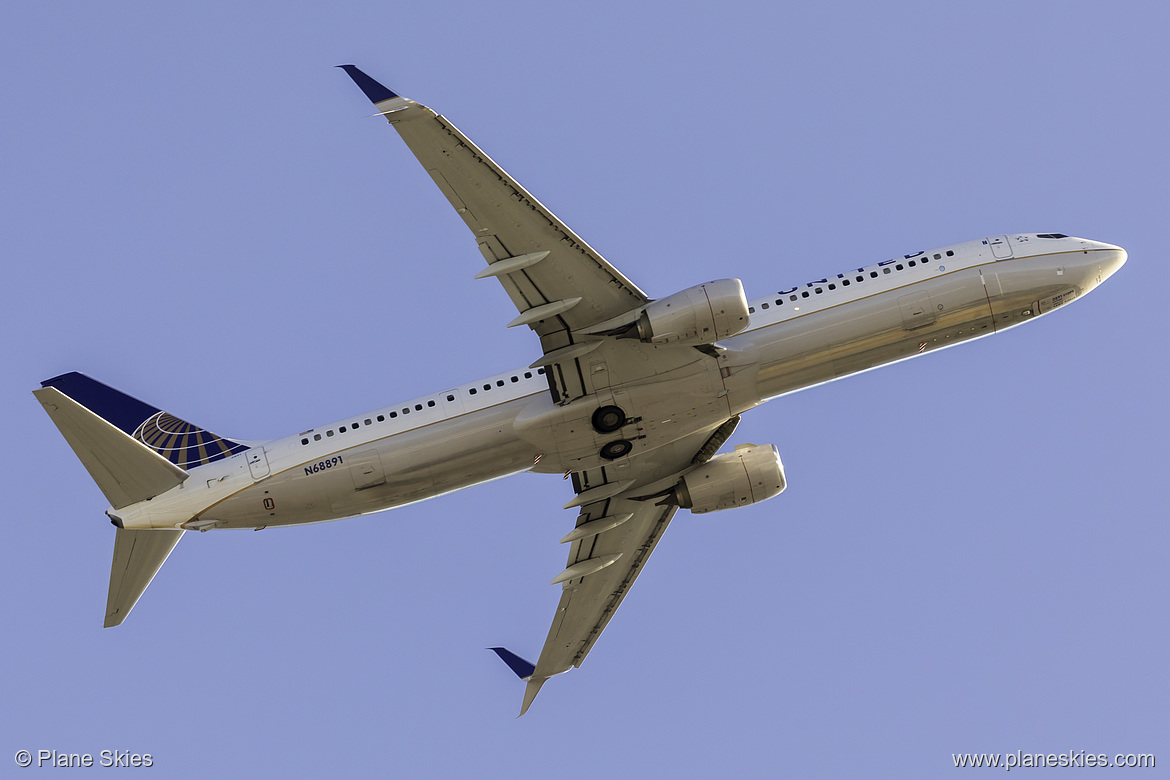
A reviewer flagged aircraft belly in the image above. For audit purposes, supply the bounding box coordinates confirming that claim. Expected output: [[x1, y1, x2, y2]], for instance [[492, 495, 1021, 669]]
[[198, 398, 538, 529], [515, 355, 730, 473]]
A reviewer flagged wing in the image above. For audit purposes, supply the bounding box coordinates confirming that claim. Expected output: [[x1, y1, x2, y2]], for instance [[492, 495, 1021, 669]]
[[502, 422, 736, 715], [338, 66, 649, 355], [517, 495, 677, 714]]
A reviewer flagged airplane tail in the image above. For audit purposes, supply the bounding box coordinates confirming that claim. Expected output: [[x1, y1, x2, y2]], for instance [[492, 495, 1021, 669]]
[[33, 372, 247, 626], [36, 372, 248, 480]]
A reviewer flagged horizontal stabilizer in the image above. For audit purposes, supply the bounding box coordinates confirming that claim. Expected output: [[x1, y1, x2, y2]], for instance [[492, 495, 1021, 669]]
[[33, 387, 188, 509], [489, 647, 535, 680], [105, 528, 183, 627]]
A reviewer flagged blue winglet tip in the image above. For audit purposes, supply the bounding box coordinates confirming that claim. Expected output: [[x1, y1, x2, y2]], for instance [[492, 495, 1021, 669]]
[[489, 647, 535, 680], [336, 64, 399, 104]]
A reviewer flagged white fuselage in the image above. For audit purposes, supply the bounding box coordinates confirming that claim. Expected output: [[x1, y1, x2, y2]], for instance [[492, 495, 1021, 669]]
[[112, 235, 1125, 532]]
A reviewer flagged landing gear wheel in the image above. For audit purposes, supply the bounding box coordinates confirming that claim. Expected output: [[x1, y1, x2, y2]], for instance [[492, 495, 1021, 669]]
[[592, 405, 627, 434], [600, 439, 633, 460]]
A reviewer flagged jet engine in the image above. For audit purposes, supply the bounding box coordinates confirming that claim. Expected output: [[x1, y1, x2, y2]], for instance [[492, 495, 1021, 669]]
[[632, 279, 750, 346], [674, 443, 786, 514]]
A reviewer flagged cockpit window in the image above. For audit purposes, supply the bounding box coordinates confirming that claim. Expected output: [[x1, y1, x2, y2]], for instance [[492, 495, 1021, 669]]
[[1036, 233, 1068, 239]]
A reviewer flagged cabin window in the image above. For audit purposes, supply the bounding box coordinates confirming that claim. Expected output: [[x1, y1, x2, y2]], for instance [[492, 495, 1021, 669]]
[[339, 426, 346, 433], [483, 384, 491, 391], [414, 404, 422, 411], [946, 250, 954, 256], [908, 260, 916, 267], [496, 380, 504, 387], [842, 279, 850, 286], [814, 288, 823, 294], [364, 419, 372, 426], [390, 411, 398, 418], [870, 271, 878, 278], [883, 268, 891, 274], [524, 371, 532, 379], [468, 388, 477, 395], [402, 408, 410, 414], [761, 302, 769, 309], [895, 264, 903, 271], [314, 434, 322, 441], [511, 376, 519, 383], [537, 368, 546, 374], [326, 430, 334, 437], [428, 400, 436, 407], [377, 414, 385, 422], [828, 283, 836, 290], [447, 394, 455, 401], [748, 306, 755, 313], [301, 438, 309, 445]]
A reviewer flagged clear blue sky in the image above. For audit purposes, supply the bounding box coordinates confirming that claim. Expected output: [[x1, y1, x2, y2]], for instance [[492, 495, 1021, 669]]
[[3, 1, 1166, 777]]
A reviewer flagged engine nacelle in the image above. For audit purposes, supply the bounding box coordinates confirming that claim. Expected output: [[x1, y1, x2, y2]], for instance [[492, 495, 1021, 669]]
[[675, 443, 786, 514], [635, 279, 750, 346]]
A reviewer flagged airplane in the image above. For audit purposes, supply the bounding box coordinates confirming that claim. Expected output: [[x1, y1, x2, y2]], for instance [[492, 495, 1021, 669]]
[[33, 66, 1127, 716]]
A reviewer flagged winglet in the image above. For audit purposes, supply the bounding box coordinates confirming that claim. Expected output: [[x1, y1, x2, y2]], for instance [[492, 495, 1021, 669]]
[[489, 647, 535, 680], [519, 678, 546, 717], [336, 64, 399, 104], [489, 648, 547, 716]]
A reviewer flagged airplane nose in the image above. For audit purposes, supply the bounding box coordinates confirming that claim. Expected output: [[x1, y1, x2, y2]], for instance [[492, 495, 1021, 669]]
[[1093, 241, 1127, 282]]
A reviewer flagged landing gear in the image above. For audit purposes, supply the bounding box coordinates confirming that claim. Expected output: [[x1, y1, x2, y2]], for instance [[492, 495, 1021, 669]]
[[600, 439, 633, 460], [592, 405, 627, 434]]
